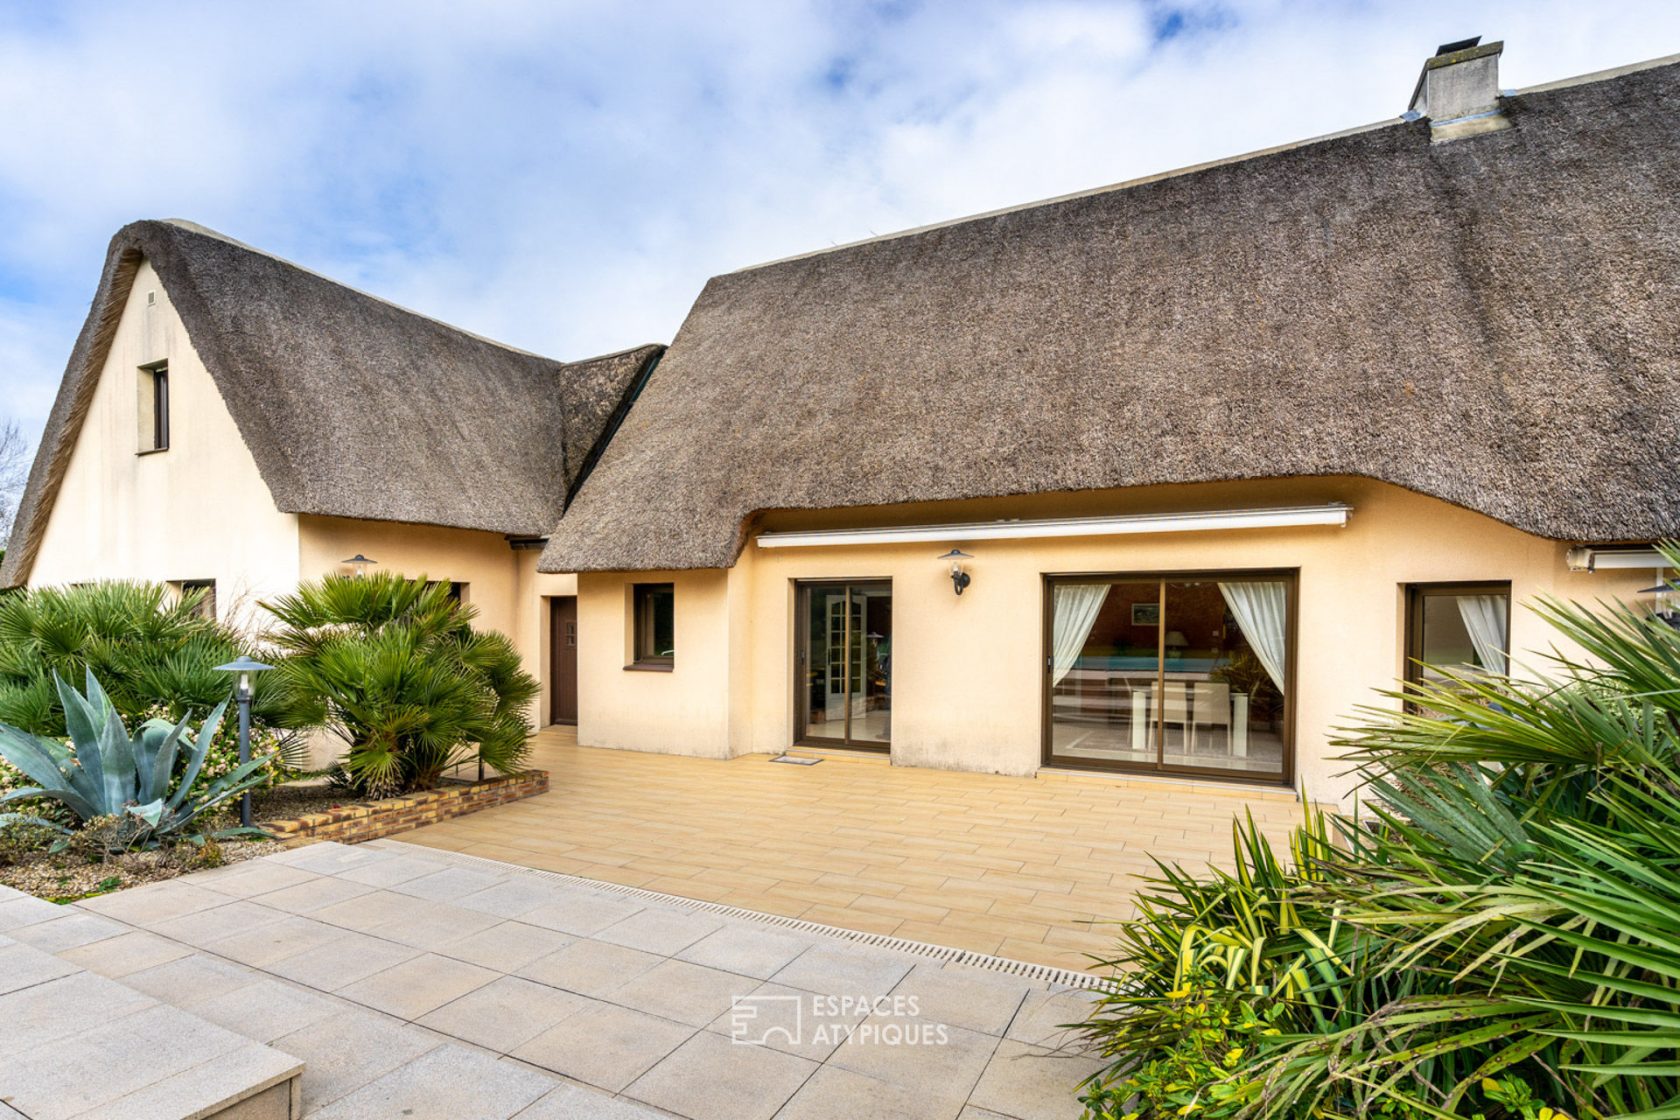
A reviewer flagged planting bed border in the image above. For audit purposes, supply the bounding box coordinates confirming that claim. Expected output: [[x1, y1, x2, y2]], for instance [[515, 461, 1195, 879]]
[[262, 770, 548, 845]]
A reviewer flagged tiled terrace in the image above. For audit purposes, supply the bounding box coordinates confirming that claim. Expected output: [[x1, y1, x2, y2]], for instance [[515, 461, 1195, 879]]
[[414, 728, 1304, 972]]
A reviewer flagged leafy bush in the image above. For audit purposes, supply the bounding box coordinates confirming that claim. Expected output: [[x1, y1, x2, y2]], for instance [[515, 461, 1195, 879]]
[[264, 573, 537, 797], [0, 670, 274, 849], [0, 582, 302, 792], [1079, 560, 1680, 1119]]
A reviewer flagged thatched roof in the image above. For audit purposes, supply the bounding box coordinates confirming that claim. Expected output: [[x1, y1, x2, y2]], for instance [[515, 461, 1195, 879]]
[[2, 220, 663, 586], [541, 55, 1680, 573]]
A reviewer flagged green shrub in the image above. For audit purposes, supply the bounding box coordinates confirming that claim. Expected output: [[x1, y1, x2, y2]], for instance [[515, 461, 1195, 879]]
[[1079, 552, 1680, 1119], [0, 582, 302, 793], [264, 573, 537, 797]]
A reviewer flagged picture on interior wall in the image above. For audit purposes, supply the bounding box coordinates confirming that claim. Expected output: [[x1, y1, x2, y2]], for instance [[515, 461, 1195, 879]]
[[1130, 602, 1160, 626]]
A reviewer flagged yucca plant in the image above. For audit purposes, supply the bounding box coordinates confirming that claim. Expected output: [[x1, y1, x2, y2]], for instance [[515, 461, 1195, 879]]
[[264, 573, 536, 797], [0, 670, 274, 849], [1080, 547, 1680, 1120]]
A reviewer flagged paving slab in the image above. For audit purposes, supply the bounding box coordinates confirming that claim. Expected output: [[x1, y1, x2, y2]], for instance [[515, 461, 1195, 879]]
[[516, 937, 663, 997], [626, 1029, 817, 1120], [417, 974, 587, 1052], [0, 938, 80, 994], [438, 918, 572, 972], [55, 927, 195, 977], [5, 909, 127, 953], [891, 961, 1034, 1037], [307, 1042, 556, 1120], [519, 890, 645, 936], [609, 957, 758, 1028], [775, 1063, 968, 1120], [770, 942, 916, 999], [266, 928, 422, 990], [192, 859, 321, 898], [272, 1004, 442, 1110], [677, 923, 813, 980], [965, 1040, 1107, 1120], [595, 906, 725, 955], [512, 998, 697, 1092], [338, 951, 501, 1019], [828, 1019, 1001, 1100], [388, 864, 511, 903], [512, 1081, 670, 1119]]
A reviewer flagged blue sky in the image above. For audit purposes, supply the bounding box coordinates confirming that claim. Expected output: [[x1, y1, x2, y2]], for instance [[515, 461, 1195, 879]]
[[2, 0, 1677, 462]]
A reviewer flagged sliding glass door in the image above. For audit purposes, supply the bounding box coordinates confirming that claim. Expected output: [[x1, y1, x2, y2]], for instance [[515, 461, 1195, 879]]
[[1044, 572, 1293, 782], [797, 581, 891, 750]]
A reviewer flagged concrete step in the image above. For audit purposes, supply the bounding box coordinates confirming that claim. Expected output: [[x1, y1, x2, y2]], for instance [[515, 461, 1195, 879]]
[[0, 887, 303, 1119]]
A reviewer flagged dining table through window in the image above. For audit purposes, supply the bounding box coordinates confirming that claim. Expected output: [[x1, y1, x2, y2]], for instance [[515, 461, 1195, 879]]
[[1045, 572, 1294, 781]]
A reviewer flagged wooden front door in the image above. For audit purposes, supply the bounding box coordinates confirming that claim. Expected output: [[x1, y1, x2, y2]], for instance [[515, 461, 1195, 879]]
[[550, 596, 578, 725]]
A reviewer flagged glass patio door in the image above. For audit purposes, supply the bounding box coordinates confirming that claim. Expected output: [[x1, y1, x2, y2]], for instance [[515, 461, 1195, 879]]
[[797, 581, 891, 750], [1044, 572, 1293, 783]]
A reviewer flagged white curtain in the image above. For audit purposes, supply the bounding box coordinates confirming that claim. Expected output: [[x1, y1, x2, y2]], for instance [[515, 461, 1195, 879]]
[[1456, 594, 1509, 676], [1219, 581, 1289, 695], [1051, 584, 1109, 685]]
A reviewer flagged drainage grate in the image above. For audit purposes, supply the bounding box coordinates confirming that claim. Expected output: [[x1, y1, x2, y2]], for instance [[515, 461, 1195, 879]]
[[377, 840, 1115, 992]]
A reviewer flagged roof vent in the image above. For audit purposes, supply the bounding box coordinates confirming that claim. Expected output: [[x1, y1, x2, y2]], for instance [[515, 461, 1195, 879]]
[[1407, 36, 1511, 142]]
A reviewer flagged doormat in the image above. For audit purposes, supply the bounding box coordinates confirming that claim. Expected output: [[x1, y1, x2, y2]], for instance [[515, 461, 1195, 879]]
[[769, 754, 822, 765]]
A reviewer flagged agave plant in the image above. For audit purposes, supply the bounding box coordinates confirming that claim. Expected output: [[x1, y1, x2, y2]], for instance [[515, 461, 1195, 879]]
[[0, 670, 274, 849]]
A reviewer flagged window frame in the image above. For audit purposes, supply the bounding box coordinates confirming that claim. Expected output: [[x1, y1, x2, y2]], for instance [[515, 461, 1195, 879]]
[[628, 582, 675, 671], [173, 579, 216, 620], [1404, 580, 1512, 697], [1040, 567, 1298, 786], [140, 361, 170, 453]]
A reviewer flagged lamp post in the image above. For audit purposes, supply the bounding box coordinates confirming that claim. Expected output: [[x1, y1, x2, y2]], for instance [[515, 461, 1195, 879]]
[[342, 554, 377, 578], [214, 655, 275, 828]]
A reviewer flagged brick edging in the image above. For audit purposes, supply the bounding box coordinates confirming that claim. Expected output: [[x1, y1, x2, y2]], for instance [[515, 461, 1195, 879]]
[[262, 770, 549, 845]]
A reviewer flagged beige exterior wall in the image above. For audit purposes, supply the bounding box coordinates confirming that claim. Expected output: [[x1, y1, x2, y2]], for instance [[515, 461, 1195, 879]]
[[576, 569, 737, 757], [572, 477, 1650, 801], [22, 255, 579, 733], [296, 516, 577, 727], [27, 260, 301, 623]]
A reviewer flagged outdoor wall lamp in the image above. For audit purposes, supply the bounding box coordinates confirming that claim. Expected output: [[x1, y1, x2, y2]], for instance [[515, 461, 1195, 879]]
[[213, 655, 275, 828], [342, 553, 377, 578], [937, 549, 973, 596]]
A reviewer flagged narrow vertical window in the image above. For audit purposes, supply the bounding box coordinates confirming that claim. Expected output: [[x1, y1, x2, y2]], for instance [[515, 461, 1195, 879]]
[[153, 365, 169, 450], [631, 583, 675, 668], [139, 362, 170, 452]]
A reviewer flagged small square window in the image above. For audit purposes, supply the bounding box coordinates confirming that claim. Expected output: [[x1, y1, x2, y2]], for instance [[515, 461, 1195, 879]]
[[426, 580, 467, 604], [1405, 582, 1510, 695], [631, 583, 675, 668], [172, 579, 216, 620]]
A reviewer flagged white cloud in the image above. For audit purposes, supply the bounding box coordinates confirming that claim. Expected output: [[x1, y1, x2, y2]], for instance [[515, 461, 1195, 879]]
[[0, 0, 1677, 448]]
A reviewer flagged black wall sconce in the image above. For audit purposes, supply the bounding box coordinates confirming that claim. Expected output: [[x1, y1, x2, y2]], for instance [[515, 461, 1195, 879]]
[[937, 549, 973, 596]]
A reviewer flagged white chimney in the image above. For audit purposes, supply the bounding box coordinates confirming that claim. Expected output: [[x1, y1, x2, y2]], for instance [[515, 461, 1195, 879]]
[[1407, 37, 1511, 142]]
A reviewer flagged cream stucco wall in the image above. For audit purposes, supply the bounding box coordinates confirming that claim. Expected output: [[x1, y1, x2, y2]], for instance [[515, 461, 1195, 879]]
[[296, 516, 577, 726], [572, 477, 1650, 801], [22, 255, 579, 733], [27, 260, 301, 622]]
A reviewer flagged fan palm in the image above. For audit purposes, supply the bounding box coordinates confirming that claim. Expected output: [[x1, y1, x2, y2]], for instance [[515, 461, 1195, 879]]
[[264, 573, 536, 797]]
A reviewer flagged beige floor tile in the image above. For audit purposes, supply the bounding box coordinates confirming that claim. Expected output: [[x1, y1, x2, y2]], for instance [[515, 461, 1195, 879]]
[[396, 727, 1300, 972]]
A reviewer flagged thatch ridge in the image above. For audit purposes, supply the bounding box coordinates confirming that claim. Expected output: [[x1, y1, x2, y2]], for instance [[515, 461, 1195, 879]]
[[540, 57, 1680, 573], [2, 219, 662, 586]]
